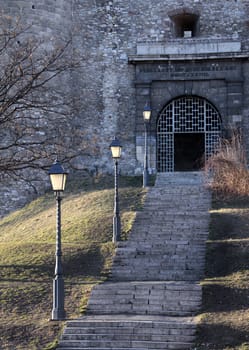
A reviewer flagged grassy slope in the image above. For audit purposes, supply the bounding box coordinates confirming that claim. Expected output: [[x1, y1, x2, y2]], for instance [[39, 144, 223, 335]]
[[196, 195, 249, 350], [1, 174, 249, 350], [0, 175, 146, 350]]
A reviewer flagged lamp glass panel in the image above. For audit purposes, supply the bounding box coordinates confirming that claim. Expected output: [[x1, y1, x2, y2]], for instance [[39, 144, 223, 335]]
[[143, 110, 151, 122], [50, 173, 67, 191], [111, 146, 121, 159]]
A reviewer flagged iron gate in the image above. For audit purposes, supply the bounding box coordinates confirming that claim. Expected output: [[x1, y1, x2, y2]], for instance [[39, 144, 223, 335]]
[[157, 96, 221, 172]]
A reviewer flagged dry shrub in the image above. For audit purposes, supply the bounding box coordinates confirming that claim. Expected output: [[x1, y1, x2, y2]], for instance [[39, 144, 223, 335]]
[[205, 131, 249, 197]]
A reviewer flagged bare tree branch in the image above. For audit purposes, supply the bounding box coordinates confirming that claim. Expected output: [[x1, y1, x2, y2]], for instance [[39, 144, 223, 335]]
[[0, 16, 82, 179]]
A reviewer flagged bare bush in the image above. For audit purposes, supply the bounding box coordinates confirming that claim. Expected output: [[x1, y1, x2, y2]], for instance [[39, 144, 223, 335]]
[[205, 130, 249, 197]]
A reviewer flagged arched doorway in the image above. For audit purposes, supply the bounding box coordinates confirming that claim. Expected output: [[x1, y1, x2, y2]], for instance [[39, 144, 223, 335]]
[[157, 96, 221, 172]]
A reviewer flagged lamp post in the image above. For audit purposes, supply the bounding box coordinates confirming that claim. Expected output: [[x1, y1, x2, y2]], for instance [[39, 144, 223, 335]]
[[48, 159, 67, 321], [143, 103, 152, 187], [109, 137, 122, 243]]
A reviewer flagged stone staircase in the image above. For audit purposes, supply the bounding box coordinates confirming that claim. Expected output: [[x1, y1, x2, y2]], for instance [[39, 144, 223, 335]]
[[56, 172, 210, 350]]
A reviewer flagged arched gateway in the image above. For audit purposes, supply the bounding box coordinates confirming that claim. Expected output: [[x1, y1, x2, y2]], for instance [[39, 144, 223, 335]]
[[157, 96, 221, 172]]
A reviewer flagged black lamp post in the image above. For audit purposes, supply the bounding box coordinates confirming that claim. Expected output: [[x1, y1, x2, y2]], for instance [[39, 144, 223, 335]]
[[109, 137, 122, 243], [143, 103, 152, 187], [48, 160, 67, 321]]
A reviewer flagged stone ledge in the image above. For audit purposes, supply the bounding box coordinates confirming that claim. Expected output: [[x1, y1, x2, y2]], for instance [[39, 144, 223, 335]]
[[129, 39, 249, 62]]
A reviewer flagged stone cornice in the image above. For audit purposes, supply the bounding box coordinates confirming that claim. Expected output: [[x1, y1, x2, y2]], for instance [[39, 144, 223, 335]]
[[129, 39, 249, 63]]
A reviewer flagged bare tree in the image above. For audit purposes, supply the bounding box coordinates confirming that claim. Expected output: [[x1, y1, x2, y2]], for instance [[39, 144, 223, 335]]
[[0, 16, 80, 178]]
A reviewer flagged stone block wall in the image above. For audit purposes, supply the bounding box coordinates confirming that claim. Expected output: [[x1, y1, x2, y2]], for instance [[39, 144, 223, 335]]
[[72, 0, 249, 172], [0, 0, 248, 215], [0, 0, 74, 216]]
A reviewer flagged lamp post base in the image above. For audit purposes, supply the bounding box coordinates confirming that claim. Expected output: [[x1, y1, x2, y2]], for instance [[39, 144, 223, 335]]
[[143, 169, 149, 188], [113, 215, 121, 243], [51, 309, 66, 321], [51, 276, 66, 321]]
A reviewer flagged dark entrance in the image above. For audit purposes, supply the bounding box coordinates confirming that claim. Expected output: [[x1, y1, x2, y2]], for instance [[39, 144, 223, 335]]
[[174, 133, 205, 171], [156, 96, 221, 172]]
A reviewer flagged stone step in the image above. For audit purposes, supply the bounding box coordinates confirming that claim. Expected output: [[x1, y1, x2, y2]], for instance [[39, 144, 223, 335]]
[[112, 258, 206, 269], [146, 194, 209, 199], [125, 241, 206, 247], [112, 255, 206, 264], [112, 256, 205, 264], [57, 342, 194, 349], [114, 242, 206, 252], [56, 172, 210, 350], [121, 232, 208, 239], [62, 333, 196, 342], [145, 192, 208, 197], [116, 251, 206, 258], [131, 219, 209, 225], [113, 252, 206, 259], [129, 229, 208, 237], [57, 348, 192, 350], [57, 316, 196, 349], [64, 316, 197, 328], [145, 190, 209, 194], [110, 266, 203, 272], [138, 209, 209, 215], [155, 171, 205, 184], [132, 224, 209, 230], [133, 217, 209, 224], [139, 195, 208, 201], [64, 326, 196, 336], [134, 211, 209, 218], [133, 216, 209, 224], [109, 273, 203, 282], [146, 189, 208, 195], [111, 262, 206, 271], [126, 238, 208, 245], [126, 231, 209, 238], [146, 187, 208, 192], [111, 262, 205, 270], [144, 191, 208, 196], [143, 202, 209, 208], [87, 282, 201, 316], [115, 243, 207, 251], [115, 245, 207, 252]]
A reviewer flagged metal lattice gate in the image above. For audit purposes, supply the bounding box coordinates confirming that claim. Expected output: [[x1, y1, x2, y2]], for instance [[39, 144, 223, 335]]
[[157, 96, 221, 172]]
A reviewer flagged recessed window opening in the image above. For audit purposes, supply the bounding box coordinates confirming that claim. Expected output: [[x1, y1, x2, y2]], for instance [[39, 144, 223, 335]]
[[171, 13, 199, 38]]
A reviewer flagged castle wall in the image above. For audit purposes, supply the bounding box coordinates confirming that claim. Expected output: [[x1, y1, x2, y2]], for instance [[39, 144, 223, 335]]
[[0, 0, 248, 215], [1, 1, 72, 34], [0, 0, 73, 216], [72, 0, 249, 173]]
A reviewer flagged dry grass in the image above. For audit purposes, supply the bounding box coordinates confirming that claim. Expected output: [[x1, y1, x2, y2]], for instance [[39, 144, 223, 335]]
[[197, 134, 249, 348], [205, 131, 249, 197], [0, 175, 146, 350], [196, 196, 249, 349]]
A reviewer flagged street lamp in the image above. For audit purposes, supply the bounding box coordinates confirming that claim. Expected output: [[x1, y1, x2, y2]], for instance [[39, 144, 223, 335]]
[[110, 137, 122, 243], [48, 159, 67, 321], [143, 103, 152, 187]]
